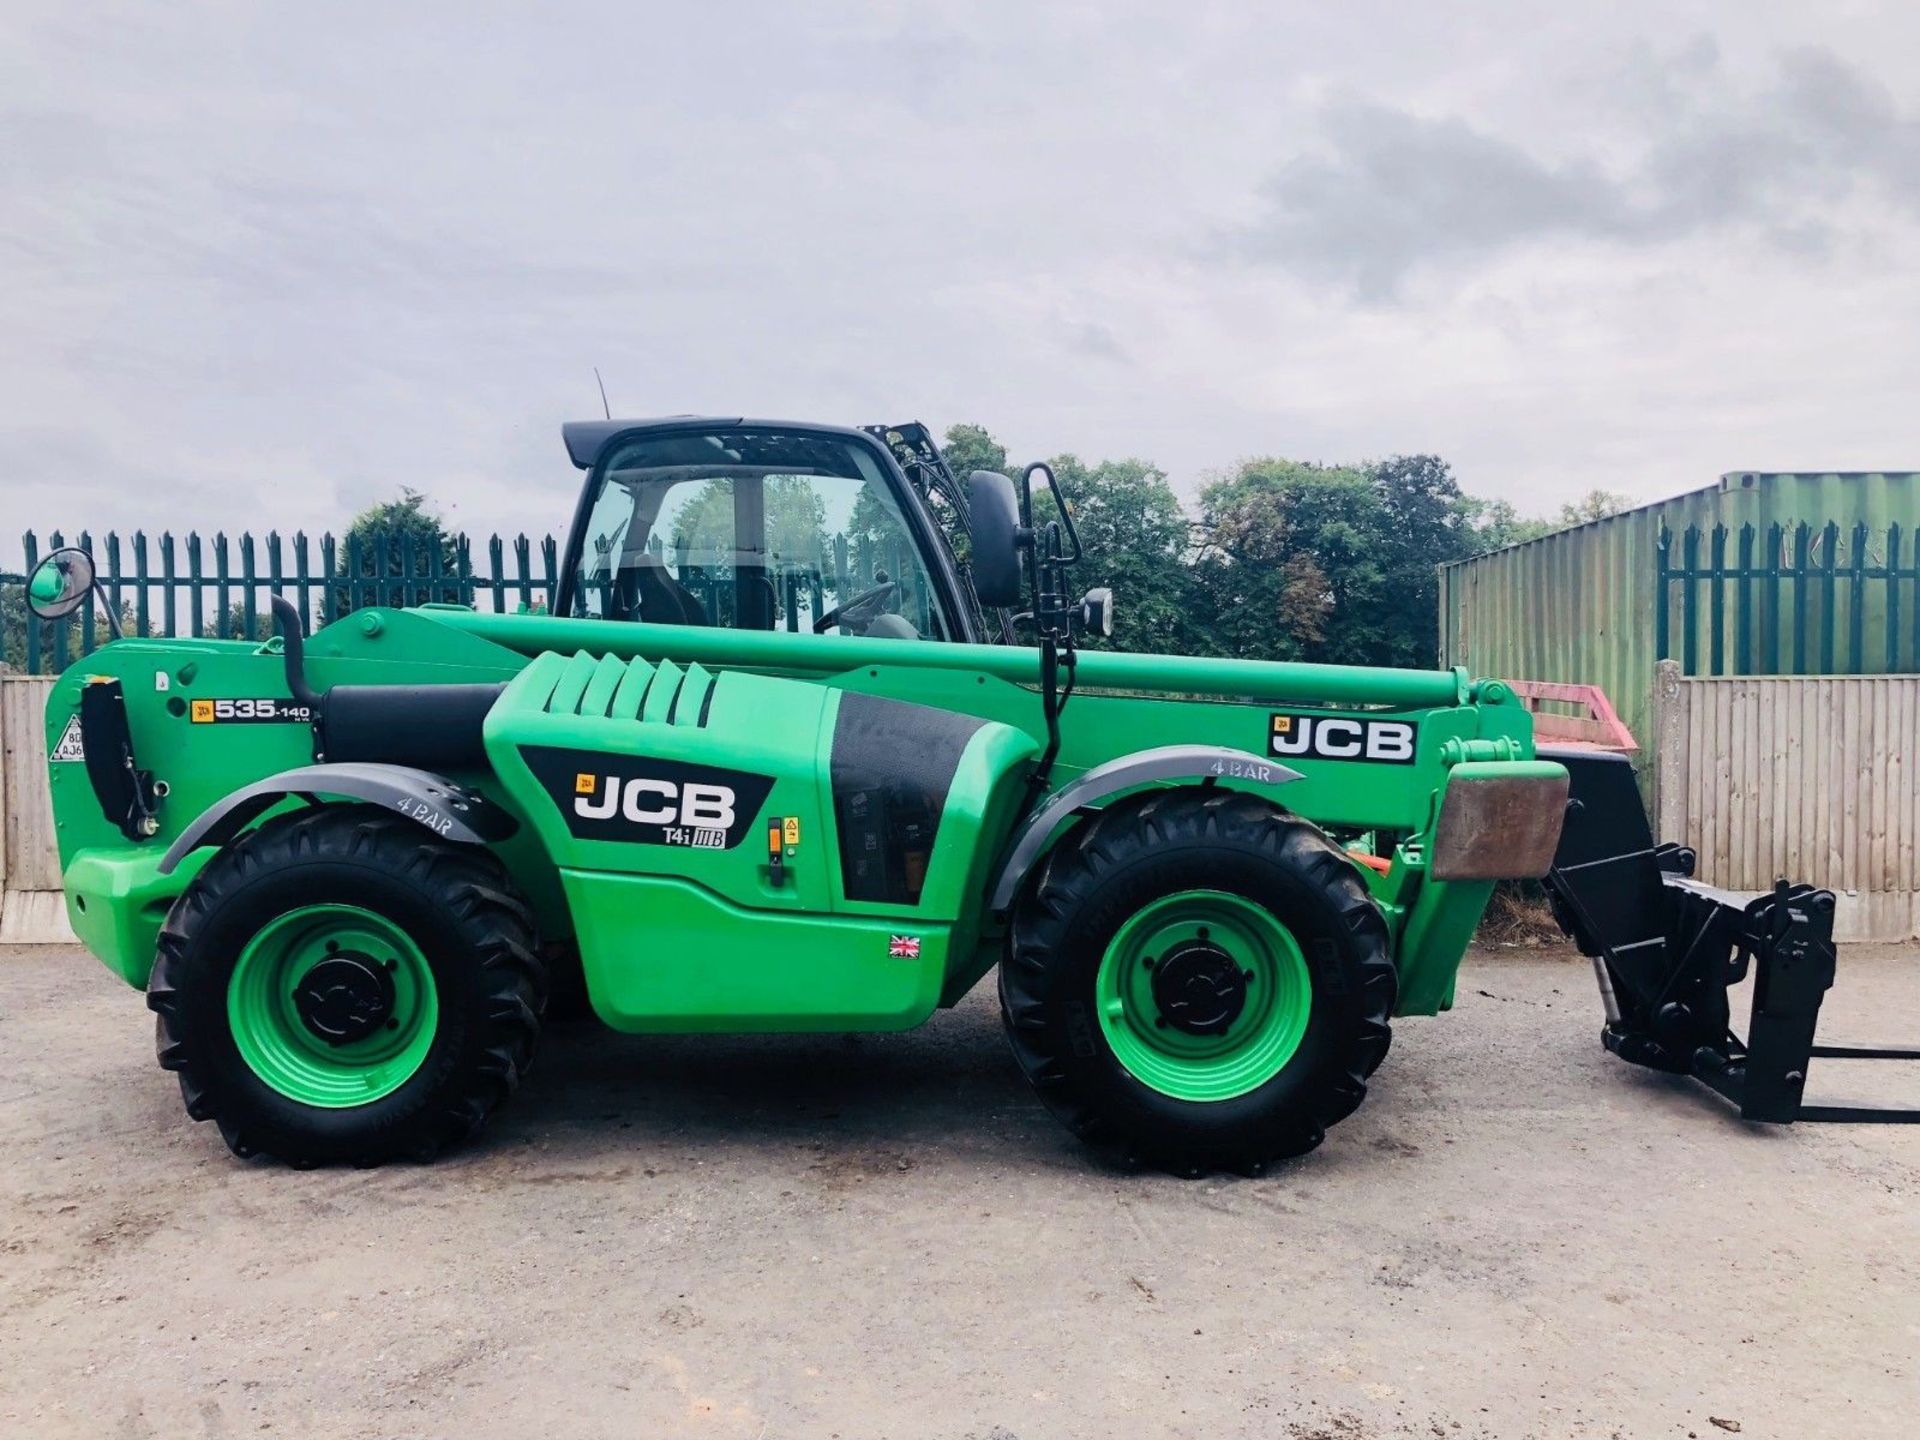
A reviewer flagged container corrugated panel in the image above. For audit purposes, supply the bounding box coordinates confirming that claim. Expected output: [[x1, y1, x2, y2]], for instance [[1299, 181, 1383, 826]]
[[1438, 472, 1920, 769]]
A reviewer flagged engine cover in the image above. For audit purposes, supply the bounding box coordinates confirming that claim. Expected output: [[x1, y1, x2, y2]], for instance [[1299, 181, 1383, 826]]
[[485, 650, 1038, 1031]]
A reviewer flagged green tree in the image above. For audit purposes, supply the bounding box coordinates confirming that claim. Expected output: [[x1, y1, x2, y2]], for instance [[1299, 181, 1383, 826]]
[[669, 477, 830, 567], [1557, 489, 1632, 526], [1368, 454, 1485, 666], [1, 584, 141, 672], [939, 423, 1009, 481], [1462, 497, 1554, 551], [1029, 453, 1199, 653], [1192, 454, 1482, 668], [334, 488, 461, 613], [216, 601, 277, 642], [1193, 460, 1373, 663], [942, 423, 1203, 653]]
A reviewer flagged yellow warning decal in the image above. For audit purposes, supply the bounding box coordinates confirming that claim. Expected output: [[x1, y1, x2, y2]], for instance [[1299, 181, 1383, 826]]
[[783, 816, 801, 848]]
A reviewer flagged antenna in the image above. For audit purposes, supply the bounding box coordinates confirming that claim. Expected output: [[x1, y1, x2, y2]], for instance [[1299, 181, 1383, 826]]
[[593, 367, 611, 420]]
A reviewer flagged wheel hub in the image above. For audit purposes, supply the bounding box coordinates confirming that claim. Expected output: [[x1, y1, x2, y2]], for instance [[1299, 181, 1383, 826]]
[[1150, 941, 1249, 1037], [292, 951, 396, 1046]]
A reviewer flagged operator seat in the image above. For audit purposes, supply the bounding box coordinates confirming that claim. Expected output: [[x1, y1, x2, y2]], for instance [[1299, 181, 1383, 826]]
[[625, 556, 709, 626]]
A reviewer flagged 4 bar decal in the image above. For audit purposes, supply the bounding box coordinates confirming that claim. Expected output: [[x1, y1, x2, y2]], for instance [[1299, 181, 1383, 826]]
[[1269, 712, 1418, 765]]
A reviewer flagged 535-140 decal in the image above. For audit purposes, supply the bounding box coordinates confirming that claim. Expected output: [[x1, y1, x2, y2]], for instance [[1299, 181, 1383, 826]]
[[190, 698, 313, 724]]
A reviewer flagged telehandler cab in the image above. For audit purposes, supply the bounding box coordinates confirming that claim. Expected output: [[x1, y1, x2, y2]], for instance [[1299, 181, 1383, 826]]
[[28, 418, 1893, 1174]]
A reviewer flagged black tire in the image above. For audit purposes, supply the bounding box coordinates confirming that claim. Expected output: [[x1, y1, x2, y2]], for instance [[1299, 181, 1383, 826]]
[[149, 805, 546, 1167], [999, 787, 1395, 1176]]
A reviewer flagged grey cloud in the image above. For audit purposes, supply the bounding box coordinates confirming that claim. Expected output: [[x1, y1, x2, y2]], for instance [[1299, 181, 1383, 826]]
[[1226, 46, 1920, 299], [1067, 320, 1129, 363]]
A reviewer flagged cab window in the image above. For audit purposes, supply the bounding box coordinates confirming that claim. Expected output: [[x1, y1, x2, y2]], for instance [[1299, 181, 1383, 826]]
[[571, 429, 953, 640]]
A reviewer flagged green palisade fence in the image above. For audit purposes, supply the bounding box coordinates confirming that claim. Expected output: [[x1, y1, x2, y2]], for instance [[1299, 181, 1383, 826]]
[[2, 529, 560, 676], [1657, 521, 1918, 676]]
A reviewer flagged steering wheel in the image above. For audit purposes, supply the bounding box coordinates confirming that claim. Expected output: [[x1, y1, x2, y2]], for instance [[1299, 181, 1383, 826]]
[[814, 579, 899, 635]]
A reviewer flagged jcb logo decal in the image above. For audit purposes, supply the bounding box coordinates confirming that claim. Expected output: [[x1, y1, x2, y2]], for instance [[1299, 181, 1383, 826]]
[[1270, 713, 1418, 765], [573, 774, 739, 836], [519, 746, 773, 850]]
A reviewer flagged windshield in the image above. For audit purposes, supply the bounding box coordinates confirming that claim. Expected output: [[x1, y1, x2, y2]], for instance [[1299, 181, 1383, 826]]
[[569, 428, 955, 641]]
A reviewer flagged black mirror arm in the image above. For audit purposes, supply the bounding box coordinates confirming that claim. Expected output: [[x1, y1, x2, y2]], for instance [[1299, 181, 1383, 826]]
[[1024, 462, 1081, 563]]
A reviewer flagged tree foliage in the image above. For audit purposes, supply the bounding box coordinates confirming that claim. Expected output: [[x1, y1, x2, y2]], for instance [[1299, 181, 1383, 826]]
[[940, 424, 1593, 669], [1556, 489, 1633, 526], [339, 488, 459, 576], [1, 584, 140, 671], [1027, 453, 1197, 653], [669, 477, 832, 568], [938, 424, 1009, 482], [1198, 458, 1460, 666], [1461, 497, 1554, 551], [333, 487, 462, 611]]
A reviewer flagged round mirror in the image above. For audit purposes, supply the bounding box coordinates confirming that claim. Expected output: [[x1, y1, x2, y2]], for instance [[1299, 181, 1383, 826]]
[[26, 547, 96, 621], [964, 470, 1026, 609]]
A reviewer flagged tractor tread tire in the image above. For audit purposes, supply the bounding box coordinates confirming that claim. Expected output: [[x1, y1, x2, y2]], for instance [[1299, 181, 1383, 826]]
[[150, 805, 545, 1167], [999, 787, 1395, 1177]]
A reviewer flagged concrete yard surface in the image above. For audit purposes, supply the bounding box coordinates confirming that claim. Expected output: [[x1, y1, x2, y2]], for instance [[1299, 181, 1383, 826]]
[[2, 942, 1916, 1440]]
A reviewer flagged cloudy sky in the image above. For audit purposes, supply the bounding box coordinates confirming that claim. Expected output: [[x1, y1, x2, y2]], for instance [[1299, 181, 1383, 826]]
[[2, 1, 1916, 561]]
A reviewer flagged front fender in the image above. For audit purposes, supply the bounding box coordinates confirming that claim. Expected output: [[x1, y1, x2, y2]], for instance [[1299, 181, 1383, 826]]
[[157, 762, 517, 875], [987, 745, 1302, 913]]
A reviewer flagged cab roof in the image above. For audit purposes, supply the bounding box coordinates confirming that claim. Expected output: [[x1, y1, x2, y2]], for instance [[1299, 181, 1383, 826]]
[[562, 417, 881, 470]]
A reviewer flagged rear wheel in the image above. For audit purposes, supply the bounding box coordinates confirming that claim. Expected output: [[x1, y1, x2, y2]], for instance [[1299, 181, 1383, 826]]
[[999, 788, 1395, 1176], [150, 805, 545, 1166]]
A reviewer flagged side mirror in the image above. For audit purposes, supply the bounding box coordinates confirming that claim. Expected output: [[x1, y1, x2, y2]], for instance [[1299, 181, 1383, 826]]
[[965, 470, 1026, 608], [1079, 587, 1114, 639], [26, 547, 97, 621]]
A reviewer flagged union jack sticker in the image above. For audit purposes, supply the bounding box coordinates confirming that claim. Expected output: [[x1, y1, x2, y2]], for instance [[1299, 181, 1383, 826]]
[[888, 934, 922, 960]]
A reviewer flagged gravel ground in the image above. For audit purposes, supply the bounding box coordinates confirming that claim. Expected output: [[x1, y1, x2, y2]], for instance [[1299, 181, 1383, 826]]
[[2, 941, 1916, 1440]]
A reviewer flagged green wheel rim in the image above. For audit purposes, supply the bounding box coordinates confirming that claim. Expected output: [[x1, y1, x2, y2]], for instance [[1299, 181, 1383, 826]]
[[1094, 889, 1312, 1102], [227, 905, 438, 1108]]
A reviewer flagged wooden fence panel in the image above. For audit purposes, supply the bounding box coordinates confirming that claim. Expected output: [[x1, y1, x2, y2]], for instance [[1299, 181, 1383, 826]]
[[0, 677, 75, 943], [1654, 661, 1919, 940], [2, 678, 61, 891]]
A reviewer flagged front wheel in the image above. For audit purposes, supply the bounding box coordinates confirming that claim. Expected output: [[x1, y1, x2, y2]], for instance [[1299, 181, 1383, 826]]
[[999, 788, 1395, 1176], [149, 805, 545, 1166]]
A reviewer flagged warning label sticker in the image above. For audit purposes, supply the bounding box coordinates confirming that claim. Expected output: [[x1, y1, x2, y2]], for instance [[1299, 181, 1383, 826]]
[[51, 715, 85, 762]]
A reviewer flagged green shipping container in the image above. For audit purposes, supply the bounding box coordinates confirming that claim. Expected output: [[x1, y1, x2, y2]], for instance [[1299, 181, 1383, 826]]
[[1437, 471, 1920, 763]]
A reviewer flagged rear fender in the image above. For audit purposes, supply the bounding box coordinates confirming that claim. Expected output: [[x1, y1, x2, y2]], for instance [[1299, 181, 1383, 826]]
[[987, 745, 1302, 913], [157, 762, 518, 875]]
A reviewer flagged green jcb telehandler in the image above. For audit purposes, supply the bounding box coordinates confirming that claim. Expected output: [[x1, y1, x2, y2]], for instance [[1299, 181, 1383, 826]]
[[28, 418, 1897, 1175]]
